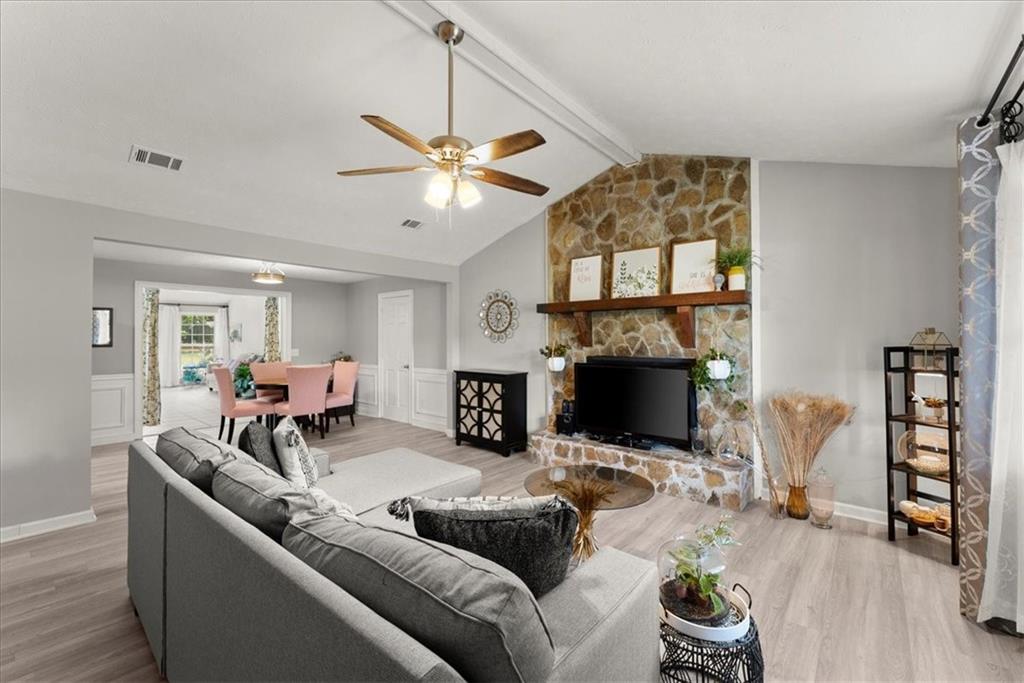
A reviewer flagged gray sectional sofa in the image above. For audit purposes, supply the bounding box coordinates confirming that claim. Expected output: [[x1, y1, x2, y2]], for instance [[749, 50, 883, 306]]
[[127, 436, 659, 682]]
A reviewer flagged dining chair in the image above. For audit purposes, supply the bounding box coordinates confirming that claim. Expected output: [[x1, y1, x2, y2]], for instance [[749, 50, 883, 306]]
[[325, 361, 360, 431], [249, 360, 292, 401], [274, 364, 333, 439], [211, 367, 277, 444]]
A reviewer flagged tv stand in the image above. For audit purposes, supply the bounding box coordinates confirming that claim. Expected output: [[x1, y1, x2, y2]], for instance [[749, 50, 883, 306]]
[[529, 431, 753, 512]]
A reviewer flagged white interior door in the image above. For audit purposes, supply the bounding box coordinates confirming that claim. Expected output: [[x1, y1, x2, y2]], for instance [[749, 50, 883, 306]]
[[379, 291, 413, 423]]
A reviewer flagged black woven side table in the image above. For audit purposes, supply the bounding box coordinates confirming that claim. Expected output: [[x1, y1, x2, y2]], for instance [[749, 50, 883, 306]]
[[659, 619, 764, 683]]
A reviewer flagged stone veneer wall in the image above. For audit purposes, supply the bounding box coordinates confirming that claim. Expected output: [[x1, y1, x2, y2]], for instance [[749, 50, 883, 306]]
[[546, 154, 752, 453]]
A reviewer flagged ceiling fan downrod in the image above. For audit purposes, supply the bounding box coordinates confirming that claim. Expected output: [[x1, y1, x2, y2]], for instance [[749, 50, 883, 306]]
[[434, 21, 464, 138]]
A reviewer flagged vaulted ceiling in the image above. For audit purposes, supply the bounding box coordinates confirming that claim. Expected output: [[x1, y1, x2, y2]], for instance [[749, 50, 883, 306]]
[[2, 1, 1020, 266]]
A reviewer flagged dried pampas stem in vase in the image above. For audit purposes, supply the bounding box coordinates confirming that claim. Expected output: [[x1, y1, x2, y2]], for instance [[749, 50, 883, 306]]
[[768, 391, 855, 520]]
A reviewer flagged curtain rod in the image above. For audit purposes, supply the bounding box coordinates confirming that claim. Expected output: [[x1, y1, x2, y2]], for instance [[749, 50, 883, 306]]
[[978, 33, 1024, 126]]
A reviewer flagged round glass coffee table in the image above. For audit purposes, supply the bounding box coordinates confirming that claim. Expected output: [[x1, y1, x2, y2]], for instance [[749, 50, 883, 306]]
[[524, 465, 655, 560]]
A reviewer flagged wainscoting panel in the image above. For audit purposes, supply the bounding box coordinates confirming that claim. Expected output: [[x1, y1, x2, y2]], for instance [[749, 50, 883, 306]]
[[355, 364, 379, 417], [91, 374, 137, 445], [412, 368, 449, 432]]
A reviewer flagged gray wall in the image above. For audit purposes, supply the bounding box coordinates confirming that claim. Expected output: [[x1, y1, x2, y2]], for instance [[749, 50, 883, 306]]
[[91, 258, 350, 374], [459, 212, 549, 432], [0, 188, 455, 530], [345, 277, 447, 369], [758, 162, 958, 513]]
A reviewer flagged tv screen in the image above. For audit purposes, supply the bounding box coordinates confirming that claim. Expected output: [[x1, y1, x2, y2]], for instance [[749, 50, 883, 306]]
[[575, 357, 694, 446]]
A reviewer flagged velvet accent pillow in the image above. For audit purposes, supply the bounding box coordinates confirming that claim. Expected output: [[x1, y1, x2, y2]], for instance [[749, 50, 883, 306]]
[[387, 495, 578, 596], [237, 423, 282, 475], [272, 416, 318, 488]]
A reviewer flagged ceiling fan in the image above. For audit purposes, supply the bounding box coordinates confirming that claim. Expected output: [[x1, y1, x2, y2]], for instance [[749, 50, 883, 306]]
[[337, 21, 549, 209]]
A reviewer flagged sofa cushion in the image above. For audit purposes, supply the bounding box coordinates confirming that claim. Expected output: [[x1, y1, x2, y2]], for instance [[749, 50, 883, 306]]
[[272, 416, 318, 488], [212, 458, 355, 542], [316, 448, 481, 514], [283, 514, 555, 682], [237, 423, 282, 475], [155, 427, 237, 494], [389, 495, 578, 596]]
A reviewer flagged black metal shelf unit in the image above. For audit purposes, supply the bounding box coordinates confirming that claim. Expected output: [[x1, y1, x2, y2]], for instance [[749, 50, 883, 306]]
[[883, 346, 960, 565]]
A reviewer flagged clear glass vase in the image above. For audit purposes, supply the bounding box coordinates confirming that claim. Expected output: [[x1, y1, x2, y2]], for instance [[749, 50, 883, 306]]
[[807, 467, 836, 529]]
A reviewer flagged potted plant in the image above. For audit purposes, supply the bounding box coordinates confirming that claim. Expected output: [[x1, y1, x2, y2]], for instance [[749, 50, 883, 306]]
[[233, 363, 255, 399], [657, 516, 750, 640], [691, 348, 737, 392], [540, 344, 570, 372], [715, 246, 759, 291]]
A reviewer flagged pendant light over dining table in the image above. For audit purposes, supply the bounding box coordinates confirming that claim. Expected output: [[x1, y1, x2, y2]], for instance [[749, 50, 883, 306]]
[[337, 21, 548, 210]]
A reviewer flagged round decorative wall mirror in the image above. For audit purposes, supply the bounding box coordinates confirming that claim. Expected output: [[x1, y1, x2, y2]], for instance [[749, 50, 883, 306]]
[[478, 290, 519, 343]]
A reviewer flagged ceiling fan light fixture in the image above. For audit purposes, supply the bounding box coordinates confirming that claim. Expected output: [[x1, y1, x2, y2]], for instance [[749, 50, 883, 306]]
[[457, 178, 482, 208], [251, 262, 286, 285], [425, 170, 454, 208]]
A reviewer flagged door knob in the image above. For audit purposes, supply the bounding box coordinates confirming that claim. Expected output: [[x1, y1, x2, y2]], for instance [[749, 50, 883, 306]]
[[402, 364, 410, 369]]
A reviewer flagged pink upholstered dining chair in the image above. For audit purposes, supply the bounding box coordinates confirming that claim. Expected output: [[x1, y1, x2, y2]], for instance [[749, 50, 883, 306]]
[[249, 361, 292, 401], [325, 361, 360, 431], [274, 364, 333, 439], [211, 367, 277, 444]]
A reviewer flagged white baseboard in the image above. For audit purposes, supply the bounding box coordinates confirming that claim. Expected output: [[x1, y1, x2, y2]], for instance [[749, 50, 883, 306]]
[[834, 501, 887, 526], [0, 508, 97, 544]]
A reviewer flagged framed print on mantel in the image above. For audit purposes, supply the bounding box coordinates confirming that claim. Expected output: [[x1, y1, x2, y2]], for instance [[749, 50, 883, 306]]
[[611, 247, 660, 299], [670, 239, 717, 294], [569, 254, 603, 301]]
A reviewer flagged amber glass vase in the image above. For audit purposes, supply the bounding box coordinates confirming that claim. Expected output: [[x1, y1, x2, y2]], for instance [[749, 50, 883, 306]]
[[786, 485, 810, 519]]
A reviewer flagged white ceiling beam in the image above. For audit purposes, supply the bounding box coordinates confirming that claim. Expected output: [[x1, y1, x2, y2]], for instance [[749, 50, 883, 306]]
[[383, 0, 641, 166]]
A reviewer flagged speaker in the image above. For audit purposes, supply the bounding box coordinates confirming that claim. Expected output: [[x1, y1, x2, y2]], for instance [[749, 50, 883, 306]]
[[556, 412, 577, 436], [561, 399, 575, 415]]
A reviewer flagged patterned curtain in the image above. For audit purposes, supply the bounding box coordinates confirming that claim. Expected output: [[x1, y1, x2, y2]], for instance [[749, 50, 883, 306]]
[[264, 297, 281, 362], [141, 287, 162, 427], [956, 117, 1000, 618]]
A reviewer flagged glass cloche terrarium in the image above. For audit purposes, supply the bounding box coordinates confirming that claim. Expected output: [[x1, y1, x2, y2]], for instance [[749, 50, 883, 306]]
[[807, 467, 836, 529], [657, 516, 750, 640]]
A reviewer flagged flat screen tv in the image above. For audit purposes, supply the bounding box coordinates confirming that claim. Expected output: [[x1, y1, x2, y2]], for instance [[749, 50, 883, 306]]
[[574, 356, 696, 448]]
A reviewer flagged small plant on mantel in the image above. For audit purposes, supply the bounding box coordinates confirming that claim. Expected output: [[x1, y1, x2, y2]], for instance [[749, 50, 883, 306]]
[[691, 348, 737, 392], [715, 246, 760, 291], [540, 344, 570, 372]]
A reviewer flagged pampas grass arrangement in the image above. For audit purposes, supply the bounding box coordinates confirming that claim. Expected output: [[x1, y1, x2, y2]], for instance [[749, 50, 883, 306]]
[[768, 391, 855, 519]]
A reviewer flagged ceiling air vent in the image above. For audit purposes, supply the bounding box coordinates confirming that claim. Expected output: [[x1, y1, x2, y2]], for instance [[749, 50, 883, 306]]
[[400, 219, 423, 229], [129, 145, 183, 171]]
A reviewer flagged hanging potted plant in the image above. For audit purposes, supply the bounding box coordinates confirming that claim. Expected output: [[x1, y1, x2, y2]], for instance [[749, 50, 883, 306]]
[[540, 344, 570, 372], [715, 246, 759, 292], [691, 348, 737, 391], [657, 516, 752, 641]]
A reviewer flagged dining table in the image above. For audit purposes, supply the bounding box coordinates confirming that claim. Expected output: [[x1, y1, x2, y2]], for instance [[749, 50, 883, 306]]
[[253, 376, 291, 399]]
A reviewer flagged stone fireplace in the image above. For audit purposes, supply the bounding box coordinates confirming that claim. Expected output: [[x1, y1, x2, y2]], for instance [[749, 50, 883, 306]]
[[530, 154, 754, 510]]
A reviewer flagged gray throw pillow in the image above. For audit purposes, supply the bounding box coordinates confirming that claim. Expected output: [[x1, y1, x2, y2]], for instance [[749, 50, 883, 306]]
[[155, 427, 237, 494], [272, 416, 318, 488], [388, 495, 578, 596], [237, 422, 281, 475], [283, 515, 555, 682], [213, 458, 355, 542]]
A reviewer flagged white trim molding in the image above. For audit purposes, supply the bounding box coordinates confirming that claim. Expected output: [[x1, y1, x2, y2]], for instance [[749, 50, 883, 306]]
[[411, 368, 449, 432], [91, 373, 138, 445], [0, 508, 97, 544], [834, 502, 888, 527], [356, 364, 380, 417]]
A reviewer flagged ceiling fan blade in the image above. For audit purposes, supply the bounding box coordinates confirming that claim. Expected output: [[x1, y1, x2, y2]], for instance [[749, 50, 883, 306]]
[[471, 167, 549, 196], [337, 165, 431, 176], [361, 115, 436, 157], [467, 129, 545, 164]]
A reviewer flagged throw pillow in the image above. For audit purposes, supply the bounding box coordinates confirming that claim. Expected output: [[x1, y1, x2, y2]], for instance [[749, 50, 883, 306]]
[[387, 495, 578, 596], [237, 422, 282, 475], [283, 515, 555, 682], [272, 416, 318, 488], [212, 458, 355, 542], [155, 426, 237, 494]]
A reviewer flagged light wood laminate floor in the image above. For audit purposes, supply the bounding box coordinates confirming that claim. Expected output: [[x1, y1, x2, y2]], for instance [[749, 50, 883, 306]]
[[1, 415, 1020, 681]]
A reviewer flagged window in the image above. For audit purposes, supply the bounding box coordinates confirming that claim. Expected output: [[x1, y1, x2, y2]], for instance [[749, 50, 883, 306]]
[[180, 313, 216, 373]]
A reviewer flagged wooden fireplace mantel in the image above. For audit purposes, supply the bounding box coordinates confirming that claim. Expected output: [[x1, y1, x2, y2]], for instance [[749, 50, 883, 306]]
[[535, 290, 751, 348]]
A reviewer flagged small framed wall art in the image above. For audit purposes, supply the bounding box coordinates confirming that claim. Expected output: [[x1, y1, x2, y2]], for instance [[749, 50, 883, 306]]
[[611, 247, 660, 298], [670, 239, 717, 294], [569, 254, 603, 301]]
